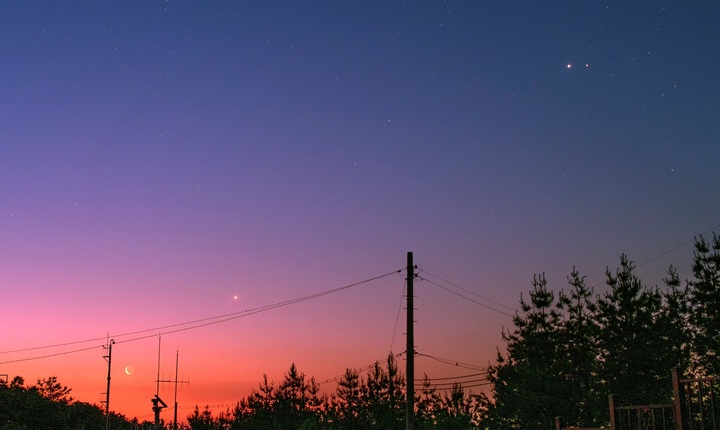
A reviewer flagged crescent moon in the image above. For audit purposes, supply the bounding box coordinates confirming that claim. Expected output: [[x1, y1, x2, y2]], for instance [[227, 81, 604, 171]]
[[124, 366, 134, 375]]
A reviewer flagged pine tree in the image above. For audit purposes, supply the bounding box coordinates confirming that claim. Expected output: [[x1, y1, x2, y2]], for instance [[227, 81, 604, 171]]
[[364, 354, 405, 430], [556, 268, 604, 427], [332, 368, 364, 429], [187, 405, 220, 430], [416, 374, 441, 426], [275, 363, 312, 428], [34, 376, 73, 403], [595, 255, 671, 405], [486, 273, 564, 430], [687, 234, 720, 375]]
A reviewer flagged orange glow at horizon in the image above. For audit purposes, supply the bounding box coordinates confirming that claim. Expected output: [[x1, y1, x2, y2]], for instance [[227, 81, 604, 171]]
[[2, 276, 501, 424]]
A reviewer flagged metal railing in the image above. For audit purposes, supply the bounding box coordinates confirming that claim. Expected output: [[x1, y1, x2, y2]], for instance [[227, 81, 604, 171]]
[[678, 373, 719, 430]]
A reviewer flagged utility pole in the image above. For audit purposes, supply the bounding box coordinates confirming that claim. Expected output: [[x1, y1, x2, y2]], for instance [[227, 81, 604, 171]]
[[102, 339, 115, 430], [153, 336, 166, 430], [406, 251, 416, 430]]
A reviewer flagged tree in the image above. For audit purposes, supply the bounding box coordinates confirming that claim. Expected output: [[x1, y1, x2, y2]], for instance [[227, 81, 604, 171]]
[[415, 374, 441, 426], [486, 273, 565, 430], [595, 255, 675, 405], [242, 374, 277, 429], [555, 268, 604, 427], [34, 376, 73, 403], [0, 374, 136, 429], [274, 363, 313, 429], [364, 354, 405, 429], [687, 233, 720, 375], [659, 265, 692, 373], [223, 364, 323, 430], [434, 383, 485, 430], [331, 368, 364, 429]]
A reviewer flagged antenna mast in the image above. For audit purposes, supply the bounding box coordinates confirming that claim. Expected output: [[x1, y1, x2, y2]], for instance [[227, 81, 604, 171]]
[[155, 341, 189, 430]]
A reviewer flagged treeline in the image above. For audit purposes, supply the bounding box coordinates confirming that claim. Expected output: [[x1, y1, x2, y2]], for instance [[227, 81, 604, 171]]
[[484, 234, 720, 429], [184, 355, 485, 430], [0, 375, 151, 429], [0, 357, 485, 430], [2, 234, 717, 429]]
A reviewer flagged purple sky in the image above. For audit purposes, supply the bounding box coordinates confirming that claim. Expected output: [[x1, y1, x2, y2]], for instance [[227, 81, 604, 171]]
[[2, 0, 719, 421]]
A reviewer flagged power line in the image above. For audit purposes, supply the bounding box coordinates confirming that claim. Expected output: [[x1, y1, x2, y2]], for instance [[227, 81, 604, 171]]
[[586, 224, 720, 289], [637, 223, 720, 268], [415, 372, 489, 383], [416, 353, 485, 371], [423, 378, 490, 388], [457, 381, 492, 390], [178, 403, 237, 411], [416, 322, 512, 352], [418, 269, 516, 312], [0, 344, 103, 365], [0, 336, 109, 355], [115, 268, 402, 346], [389, 280, 407, 354], [0, 269, 402, 365], [316, 351, 409, 386], [418, 276, 515, 318]]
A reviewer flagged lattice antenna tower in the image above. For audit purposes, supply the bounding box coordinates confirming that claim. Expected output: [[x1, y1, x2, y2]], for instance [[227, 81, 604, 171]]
[[154, 338, 189, 430]]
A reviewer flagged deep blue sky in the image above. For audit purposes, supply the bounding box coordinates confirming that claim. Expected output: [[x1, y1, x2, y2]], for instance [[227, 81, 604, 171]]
[[2, 0, 719, 419]]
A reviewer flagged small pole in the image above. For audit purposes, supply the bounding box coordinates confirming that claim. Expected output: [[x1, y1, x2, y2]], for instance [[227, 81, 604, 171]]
[[608, 394, 616, 430], [104, 339, 115, 430], [173, 350, 179, 430], [672, 367, 684, 430], [156, 336, 161, 396]]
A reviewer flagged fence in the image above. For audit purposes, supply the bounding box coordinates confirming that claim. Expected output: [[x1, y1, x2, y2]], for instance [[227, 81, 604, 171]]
[[556, 369, 719, 430], [677, 371, 719, 430]]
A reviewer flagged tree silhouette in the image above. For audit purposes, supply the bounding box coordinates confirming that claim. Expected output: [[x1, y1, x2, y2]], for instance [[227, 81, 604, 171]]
[[486, 273, 565, 430], [595, 255, 672, 405], [688, 233, 720, 375]]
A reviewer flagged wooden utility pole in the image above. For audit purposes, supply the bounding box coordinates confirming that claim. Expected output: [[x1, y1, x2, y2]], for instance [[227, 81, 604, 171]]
[[406, 251, 415, 430], [102, 339, 114, 430], [153, 336, 166, 430]]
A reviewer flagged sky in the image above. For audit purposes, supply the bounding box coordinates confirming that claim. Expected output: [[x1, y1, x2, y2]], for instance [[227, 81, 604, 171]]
[[1, 0, 719, 423]]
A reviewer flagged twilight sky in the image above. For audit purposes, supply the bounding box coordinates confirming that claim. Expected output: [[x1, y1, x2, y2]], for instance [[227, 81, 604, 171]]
[[1, 0, 719, 422]]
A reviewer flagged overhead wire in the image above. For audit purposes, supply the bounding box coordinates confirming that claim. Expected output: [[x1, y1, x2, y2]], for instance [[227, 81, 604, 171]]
[[18, 224, 711, 388], [636, 223, 720, 268], [416, 322, 512, 352], [389, 279, 407, 354], [0, 344, 104, 365], [0, 336, 110, 355], [316, 350, 408, 386], [416, 353, 486, 371], [457, 381, 492, 390], [0, 268, 403, 365], [415, 372, 489, 383], [585, 223, 720, 289], [417, 275, 515, 318], [422, 378, 488, 390], [418, 269, 516, 312]]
